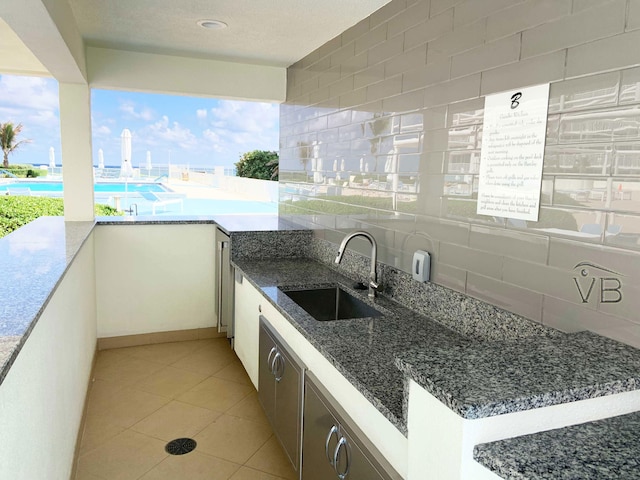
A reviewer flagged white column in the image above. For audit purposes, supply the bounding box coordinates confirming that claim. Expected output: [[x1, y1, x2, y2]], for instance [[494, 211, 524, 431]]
[[59, 83, 94, 221]]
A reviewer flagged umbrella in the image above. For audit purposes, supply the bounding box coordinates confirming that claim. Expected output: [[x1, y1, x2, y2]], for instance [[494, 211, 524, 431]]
[[120, 129, 133, 178], [145, 151, 152, 171], [98, 149, 104, 169], [49, 147, 55, 169], [120, 129, 134, 214]]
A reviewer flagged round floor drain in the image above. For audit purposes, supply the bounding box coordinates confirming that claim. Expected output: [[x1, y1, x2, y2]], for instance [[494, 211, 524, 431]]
[[165, 438, 197, 455]]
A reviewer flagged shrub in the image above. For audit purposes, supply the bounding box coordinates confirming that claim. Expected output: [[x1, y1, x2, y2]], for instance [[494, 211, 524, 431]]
[[0, 196, 121, 238], [235, 150, 278, 181], [2, 164, 45, 178]]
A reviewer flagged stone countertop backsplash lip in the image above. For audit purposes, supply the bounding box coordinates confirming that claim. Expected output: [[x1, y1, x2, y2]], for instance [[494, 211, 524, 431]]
[[232, 257, 640, 435], [473, 411, 640, 480]]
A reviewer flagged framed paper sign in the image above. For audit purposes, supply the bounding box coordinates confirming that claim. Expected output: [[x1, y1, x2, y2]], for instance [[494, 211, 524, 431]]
[[477, 83, 550, 221]]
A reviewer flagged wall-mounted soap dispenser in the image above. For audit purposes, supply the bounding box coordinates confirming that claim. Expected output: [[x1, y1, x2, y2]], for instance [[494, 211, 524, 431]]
[[412, 250, 430, 282]]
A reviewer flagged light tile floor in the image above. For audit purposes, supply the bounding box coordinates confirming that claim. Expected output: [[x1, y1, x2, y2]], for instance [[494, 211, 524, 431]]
[[75, 338, 297, 480]]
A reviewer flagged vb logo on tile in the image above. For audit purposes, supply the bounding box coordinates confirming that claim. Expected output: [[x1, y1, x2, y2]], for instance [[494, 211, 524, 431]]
[[573, 262, 623, 304]]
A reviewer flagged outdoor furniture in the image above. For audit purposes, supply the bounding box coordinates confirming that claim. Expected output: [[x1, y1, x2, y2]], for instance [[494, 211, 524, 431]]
[[7, 187, 31, 196], [580, 223, 603, 236], [139, 191, 183, 215]]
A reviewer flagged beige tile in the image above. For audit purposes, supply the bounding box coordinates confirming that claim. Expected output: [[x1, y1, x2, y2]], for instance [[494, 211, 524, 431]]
[[85, 379, 128, 415], [93, 355, 165, 387], [120, 341, 202, 365], [78, 430, 167, 480], [226, 392, 270, 425], [139, 451, 240, 480], [213, 359, 252, 386], [171, 342, 236, 376], [80, 414, 126, 455], [178, 377, 253, 412], [246, 437, 297, 480], [229, 466, 289, 480], [74, 464, 107, 480], [88, 387, 170, 428], [195, 415, 273, 464], [131, 400, 221, 442], [136, 366, 208, 399]]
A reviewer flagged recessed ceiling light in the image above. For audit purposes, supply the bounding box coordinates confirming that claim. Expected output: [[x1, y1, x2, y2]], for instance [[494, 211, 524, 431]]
[[197, 19, 228, 30]]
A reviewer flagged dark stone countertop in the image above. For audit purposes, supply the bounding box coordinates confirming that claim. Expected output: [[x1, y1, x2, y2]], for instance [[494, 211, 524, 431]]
[[474, 411, 640, 479], [232, 258, 640, 437]]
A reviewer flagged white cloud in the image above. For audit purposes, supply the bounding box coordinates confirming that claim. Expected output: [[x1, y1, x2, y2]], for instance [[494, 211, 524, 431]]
[[201, 100, 279, 161], [0, 76, 59, 129], [119, 101, 155, 121], [196, 109, 207, 120], [94, 125, 111, 136], [138, 115, 198, 151], [209, 100, 279, 134]]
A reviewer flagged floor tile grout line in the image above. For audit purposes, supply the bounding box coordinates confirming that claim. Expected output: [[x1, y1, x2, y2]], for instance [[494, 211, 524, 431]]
[[77, 340, 294, 480]]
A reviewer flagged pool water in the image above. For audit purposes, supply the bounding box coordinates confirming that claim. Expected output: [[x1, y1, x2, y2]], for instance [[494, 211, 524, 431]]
[[1, 180, 278, 216], [0, 181, 166, 193]]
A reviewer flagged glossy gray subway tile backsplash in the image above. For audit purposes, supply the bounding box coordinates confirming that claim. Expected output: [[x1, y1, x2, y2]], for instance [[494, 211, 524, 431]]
[[280, 0, 640, 347]]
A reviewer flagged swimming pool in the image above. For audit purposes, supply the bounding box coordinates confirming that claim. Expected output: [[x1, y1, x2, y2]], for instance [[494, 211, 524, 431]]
[[0, 180, 278, 215], [0, 181, 167, 193]]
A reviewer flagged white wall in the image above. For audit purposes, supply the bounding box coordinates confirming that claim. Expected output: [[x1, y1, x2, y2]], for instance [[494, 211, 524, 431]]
[[0, 236, 97, 480], [94, 224, 216, 338]]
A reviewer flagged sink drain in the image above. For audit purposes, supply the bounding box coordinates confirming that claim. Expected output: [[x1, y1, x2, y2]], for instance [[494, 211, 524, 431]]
[[165, 438, 197, 455]]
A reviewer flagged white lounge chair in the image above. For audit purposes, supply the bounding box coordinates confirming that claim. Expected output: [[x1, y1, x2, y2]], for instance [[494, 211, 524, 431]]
[[139, 191, 183, 215], [7, 187, 31, 196]]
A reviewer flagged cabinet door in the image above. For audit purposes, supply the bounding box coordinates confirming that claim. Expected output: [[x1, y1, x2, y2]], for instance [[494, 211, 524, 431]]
[[233, 275, 263, 388], [334, 428, 387, 480], [258, 320, 276, 423], [274, 346, 303, 471], [302, 382, 341, 480]]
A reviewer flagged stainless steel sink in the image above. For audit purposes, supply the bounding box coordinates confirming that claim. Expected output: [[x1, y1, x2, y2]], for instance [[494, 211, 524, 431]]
[[280, 286, 383, 321]]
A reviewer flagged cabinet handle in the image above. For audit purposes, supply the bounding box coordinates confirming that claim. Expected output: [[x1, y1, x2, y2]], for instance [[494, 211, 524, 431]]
[[274, 353, 285, 382], [267, 347, 277, 370], [334, 436, 351, 480], [270, 351, 279, 377], [325, 425, 339, 466]]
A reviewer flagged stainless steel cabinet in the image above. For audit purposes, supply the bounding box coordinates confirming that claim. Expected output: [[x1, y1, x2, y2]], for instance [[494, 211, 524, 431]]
[[258, 316, 305, 475], [303, 373, 401, 480]]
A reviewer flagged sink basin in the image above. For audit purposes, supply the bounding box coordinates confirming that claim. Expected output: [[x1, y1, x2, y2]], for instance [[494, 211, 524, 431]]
[[280, 286, 383, 321]]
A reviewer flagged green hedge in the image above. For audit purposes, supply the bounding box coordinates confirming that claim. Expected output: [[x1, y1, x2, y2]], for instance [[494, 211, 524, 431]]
[[1, 164, 46, 178], [0, 196, 121, 238]]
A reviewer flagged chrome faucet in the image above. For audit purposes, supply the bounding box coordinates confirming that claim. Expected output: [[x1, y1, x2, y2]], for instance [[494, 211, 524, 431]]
[[335, 230, 379, 298]]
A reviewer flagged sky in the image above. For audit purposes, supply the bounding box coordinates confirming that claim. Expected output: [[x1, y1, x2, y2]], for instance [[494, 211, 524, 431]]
[[0, 74, 280, 169]]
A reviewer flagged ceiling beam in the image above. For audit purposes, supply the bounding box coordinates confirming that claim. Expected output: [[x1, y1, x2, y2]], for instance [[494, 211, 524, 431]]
[[87, 47, 286, 103], [0, 0, 86, 83]]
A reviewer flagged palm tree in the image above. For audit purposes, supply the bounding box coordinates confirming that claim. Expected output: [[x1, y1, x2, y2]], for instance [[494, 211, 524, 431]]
[[1, 122, 31, 168]]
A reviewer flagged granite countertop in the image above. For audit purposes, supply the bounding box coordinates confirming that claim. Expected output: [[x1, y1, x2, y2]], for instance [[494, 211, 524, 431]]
[[232, 258, 640, 436], [473, 411, 640, 479], [233, 257, 469, 434], [0, 217, 95, 383]]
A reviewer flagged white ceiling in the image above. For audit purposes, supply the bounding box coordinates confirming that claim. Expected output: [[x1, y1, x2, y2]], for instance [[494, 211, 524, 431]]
[[67, 0, 392, 67]]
